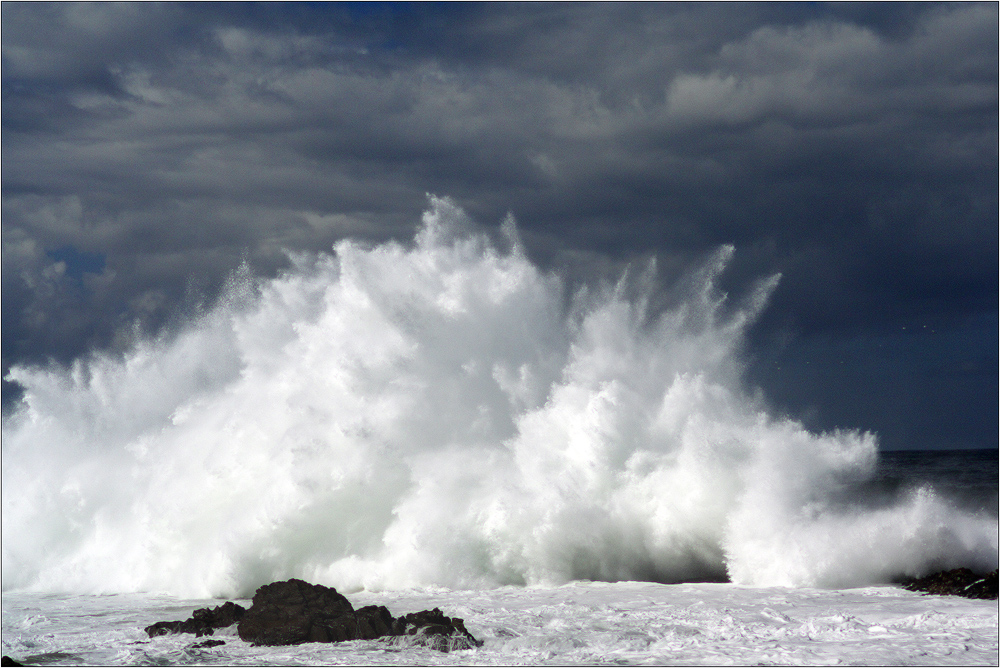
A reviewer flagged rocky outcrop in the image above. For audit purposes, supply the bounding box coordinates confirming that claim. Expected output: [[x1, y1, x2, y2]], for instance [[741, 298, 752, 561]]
[[236, 579, 360, 645], [902, 568, 998, 599], [354, 605, 398, 640], [145, 601, 246, 637], [233, 579, 481, 649], [390, 607, 483, 651], [144, 578, 481, 651]]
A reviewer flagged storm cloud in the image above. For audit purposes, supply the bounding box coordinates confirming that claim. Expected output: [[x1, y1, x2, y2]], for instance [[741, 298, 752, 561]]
[[2, 2, 997, 449]]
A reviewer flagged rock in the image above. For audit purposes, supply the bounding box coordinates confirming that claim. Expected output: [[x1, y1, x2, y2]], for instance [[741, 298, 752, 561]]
[[1, 657, 25, 667], [192, 639, 226, 648], [902, 568, 998, 599], [146, 578, 482, 652], [355, 605, 397, 640], [193, 601, 246, 628], [236, 578, 361, 646], [390, 607, 484, 651], [145, 620, 186, 637], [144, 601, 246, 637]]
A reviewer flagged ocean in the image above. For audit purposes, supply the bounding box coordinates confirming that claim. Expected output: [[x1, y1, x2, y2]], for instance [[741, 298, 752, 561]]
[[875, 449, 998, 519], [2, 198, 997, 664], [2, 575, 997, 665]]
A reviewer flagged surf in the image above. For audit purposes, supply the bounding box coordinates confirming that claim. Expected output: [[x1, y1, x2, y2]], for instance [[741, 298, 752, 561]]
[[2, 197, 996, 598]]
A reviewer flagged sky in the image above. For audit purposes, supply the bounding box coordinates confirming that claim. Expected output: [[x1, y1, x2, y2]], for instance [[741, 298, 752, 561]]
[[2, 2, 997, 450]]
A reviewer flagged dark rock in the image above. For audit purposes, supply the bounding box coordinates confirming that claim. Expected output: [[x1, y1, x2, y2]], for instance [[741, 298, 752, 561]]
[[145, 578, 482, 652], [902, 568, 998, 599], [236, 578, 359, 646], [1, 657, 25, 667], [144, 601, 246, 638], [355, 605, 396, 640], [145, 620, 186, 637], [192, 639, 226, 648], [390, 607, 484, 652], [193, 601, 246, 629]]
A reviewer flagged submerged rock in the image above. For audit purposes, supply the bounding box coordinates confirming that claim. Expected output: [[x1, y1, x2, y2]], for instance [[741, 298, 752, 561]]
[[901, 568, 998, 599], [390, 607, 484, 651], [192, 639, 227, 648], [145, 601, 246, 637]]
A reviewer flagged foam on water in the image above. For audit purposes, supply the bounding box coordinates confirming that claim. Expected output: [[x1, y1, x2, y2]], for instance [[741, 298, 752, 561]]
[[2, 197, 996, 598]]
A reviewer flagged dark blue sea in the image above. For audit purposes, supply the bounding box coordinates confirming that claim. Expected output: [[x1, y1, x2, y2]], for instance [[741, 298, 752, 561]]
[[873, 448, 998, 518]]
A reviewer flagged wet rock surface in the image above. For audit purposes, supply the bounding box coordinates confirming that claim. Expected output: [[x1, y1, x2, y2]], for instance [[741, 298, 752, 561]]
[[901, 568, 998, 599], [144, 578, 481, 651], [191, 639, 227, 648], [390, 607, 483, 651], [236, 579, 359, 645], [144, 601, 246, 638]]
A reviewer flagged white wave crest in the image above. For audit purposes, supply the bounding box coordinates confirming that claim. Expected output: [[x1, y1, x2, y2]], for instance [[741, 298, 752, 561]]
[[3, 197, 996, 597]]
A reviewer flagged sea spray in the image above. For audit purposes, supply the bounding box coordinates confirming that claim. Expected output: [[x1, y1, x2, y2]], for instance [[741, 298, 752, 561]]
[[2, 197, 997, 597]]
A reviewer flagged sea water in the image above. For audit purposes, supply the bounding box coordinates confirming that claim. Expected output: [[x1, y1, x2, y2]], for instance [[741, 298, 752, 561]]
[[2, 197, 997, 664], [2, 578, 998, 665], [875, 449, 998, 518]]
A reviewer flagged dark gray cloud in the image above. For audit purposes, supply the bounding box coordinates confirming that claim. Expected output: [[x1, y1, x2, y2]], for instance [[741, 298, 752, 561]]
[[3, 2, 996, 448]]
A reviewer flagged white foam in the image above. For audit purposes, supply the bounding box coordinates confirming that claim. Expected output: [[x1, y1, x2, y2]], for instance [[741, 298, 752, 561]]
[[2, 197, 996, 597], [3, 583, 998, 666]]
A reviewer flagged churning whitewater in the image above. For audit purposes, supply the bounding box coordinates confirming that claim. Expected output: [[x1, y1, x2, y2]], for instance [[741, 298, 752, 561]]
[[2, 198, 996, 599]]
